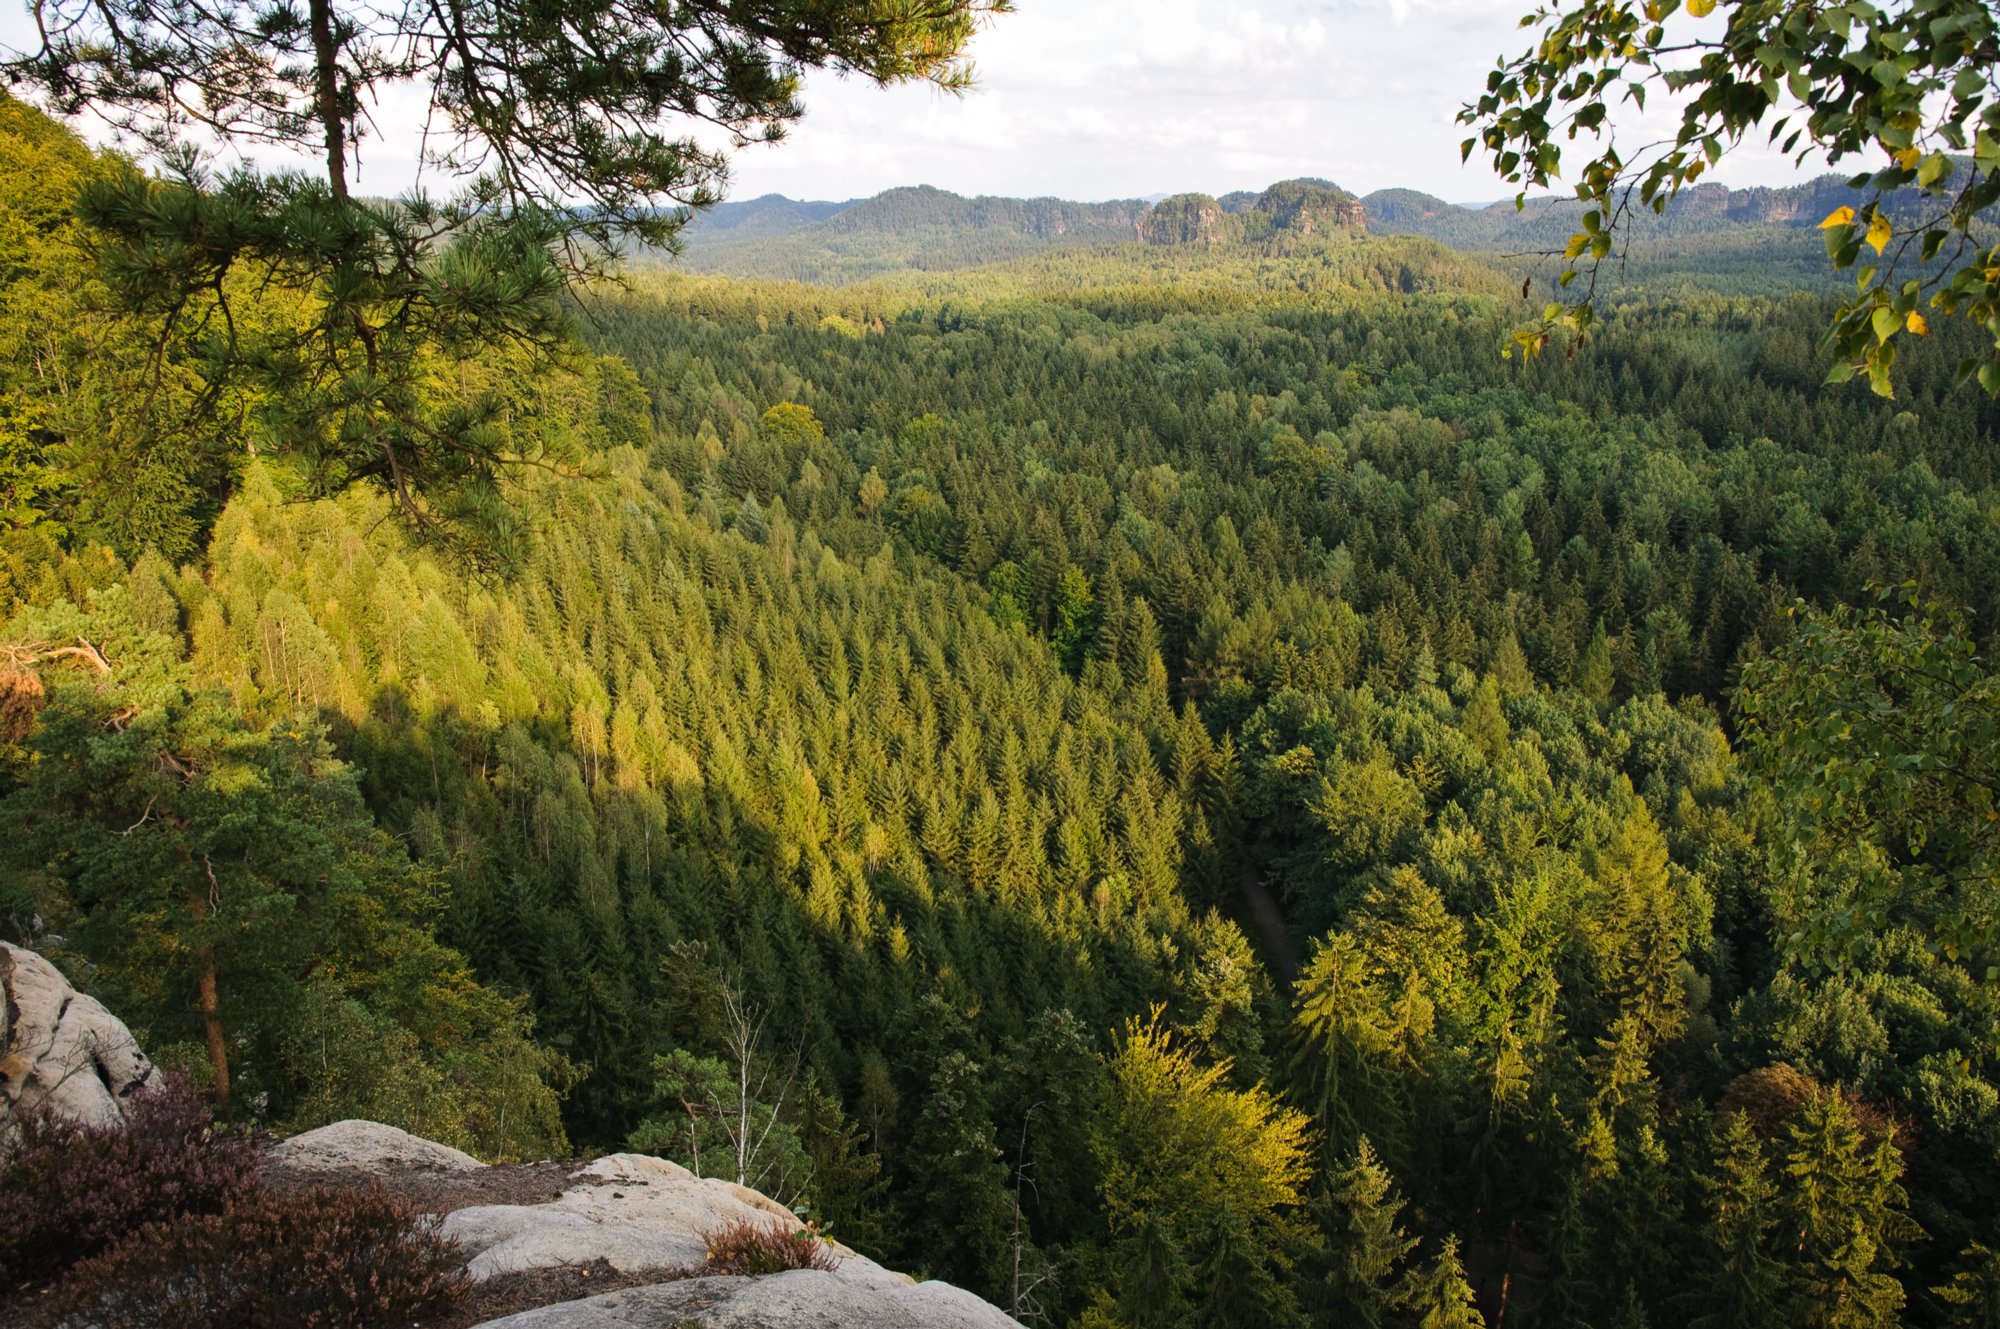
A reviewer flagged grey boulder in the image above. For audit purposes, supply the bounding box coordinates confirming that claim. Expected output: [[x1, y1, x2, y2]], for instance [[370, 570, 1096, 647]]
[[1, 943, 154, 1139], [471, 1268, 1023, 1329], [267, 1118, 484, 1173]]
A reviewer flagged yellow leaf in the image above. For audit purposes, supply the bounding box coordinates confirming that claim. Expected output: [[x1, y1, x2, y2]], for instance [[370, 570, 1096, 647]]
[[1866, 213, 1892, 253], [1893, 147, 1920, 169], [1818, 205, 1856, 230], [1906, 311, 1929, 335], [1687, 0, 1715, 15]]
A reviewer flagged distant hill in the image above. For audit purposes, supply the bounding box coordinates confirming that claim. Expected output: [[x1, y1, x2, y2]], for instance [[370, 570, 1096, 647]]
[[689, 193, 854, 236], [1360, 171, 1967, 249], [669, 179, 1367, 282], [668, 184, 1153, 281], [823, 184, 1150, 241], [661, 170, 1969, 289]]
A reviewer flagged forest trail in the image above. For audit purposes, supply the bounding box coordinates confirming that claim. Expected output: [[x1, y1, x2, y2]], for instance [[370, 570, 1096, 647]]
[[1240, 864, 1299, 985]]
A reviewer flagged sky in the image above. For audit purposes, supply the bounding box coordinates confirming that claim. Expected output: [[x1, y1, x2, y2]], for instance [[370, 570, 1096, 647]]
[[1, 0, 1828, 206], [715, 0, 1824, 204]]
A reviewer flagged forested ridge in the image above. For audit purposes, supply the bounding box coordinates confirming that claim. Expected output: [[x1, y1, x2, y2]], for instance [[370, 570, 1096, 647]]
[[4, 91, 2000, 1329], [669, 168, 1991, 299]]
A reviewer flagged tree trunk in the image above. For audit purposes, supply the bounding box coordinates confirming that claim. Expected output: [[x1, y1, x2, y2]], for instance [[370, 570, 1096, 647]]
[[186, 882, 232, 1111], [309, 0, 348, 199]]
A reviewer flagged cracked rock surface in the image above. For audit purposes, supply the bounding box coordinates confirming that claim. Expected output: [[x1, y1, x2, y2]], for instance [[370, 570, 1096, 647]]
[[0, 943, 154, 1140]]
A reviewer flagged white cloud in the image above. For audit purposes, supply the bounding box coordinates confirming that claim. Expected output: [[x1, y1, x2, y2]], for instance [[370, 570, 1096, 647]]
[[0, 0, 1836, 205]]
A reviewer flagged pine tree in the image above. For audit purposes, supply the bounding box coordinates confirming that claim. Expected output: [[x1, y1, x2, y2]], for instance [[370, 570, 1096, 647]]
[[1053, 564, 1097, 676], [1490, 631, 1533, 699], [1461, 675, 1509, 763], [903, 1051, 1013, 1295], [798, 1075, 897, 1255], [1578, 622, 1615, 706]]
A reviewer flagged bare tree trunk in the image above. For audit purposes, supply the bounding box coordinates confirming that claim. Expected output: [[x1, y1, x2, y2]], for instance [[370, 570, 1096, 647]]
[[186, 881, 231, 1111], [726, 985, 754, 1186]]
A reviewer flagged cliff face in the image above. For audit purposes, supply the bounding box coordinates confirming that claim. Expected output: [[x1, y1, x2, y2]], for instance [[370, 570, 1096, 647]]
[[1142, 193, 1227, 244], [1256, 179, 1367, 234], [828, 184, 1151, 242], [1362, 167, 1968, 249], [1141, 180, 1370, 245]]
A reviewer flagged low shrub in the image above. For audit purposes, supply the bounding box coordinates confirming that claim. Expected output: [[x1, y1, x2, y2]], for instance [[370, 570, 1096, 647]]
[[703, 1216, 839, 1276], [0, 1072, 258, 1289], [51, 1181, 468, 1329]]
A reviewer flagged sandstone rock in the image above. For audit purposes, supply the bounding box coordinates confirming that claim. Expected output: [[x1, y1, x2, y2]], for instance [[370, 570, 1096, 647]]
[[1143, 193, 1226, 245], [446, 1153, 890, 1282], [420, 1147, 1020, 1326], [267, 1118, 484, 1173], [471, 1268, 1022, 1329], [1, 943, 154, 1136]]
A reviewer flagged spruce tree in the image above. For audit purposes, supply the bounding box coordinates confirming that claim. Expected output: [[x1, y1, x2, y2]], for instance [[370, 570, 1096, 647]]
[[1686, 1112, 1787, 1329], [1322, 1138, 1419, 1327], [1780, 1092, 1919, 1329], [1401, 1237, 1485, 1329], [1936, 1244, 2000, 1329]]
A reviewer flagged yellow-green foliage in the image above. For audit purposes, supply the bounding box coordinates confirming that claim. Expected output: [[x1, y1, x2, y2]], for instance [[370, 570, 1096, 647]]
[[1089, 1010, 1311, 1323]]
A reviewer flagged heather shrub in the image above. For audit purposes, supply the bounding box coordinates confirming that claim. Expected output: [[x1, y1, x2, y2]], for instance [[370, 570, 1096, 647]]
[[703, 1216, 840, 1276], [52, 1181, 468, 1329], [0, 1072, 258, 1289]]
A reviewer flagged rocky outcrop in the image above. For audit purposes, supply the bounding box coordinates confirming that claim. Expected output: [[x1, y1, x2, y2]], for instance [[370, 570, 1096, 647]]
[[1, 943, 154, 1137], [1, 950, 1019, 1329], [476, 1269, 1023, 1328], [272, 1120, 1024, 1329], [1143, 193, 1228, 245], [269, 1117, 483, 1172], [444, 1153, 794, 1278], [1258, 179, 1367, 234]]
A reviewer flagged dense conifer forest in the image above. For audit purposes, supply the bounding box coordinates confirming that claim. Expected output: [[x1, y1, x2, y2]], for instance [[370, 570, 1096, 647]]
[[4, 85, 1999, 1327]]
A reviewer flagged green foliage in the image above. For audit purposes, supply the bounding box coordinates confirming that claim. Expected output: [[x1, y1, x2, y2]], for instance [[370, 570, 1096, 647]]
[[1400, 1238, 1484, 1329], [7, 0, 1007, 259], [0, 94, 237, 558], [1685, 1112, 1787, 1329], [1093, 1011, 1312, 1327], [5, 0, 1007, 561], [1738, 590, 2000, 983], [629, 1049, 810, 1203], [1936, 1245, 2000, 1328], [1320, 1139, 1420, 1326], [0, 586, 570, 1159], [1458, 0, 2000, 394], [1780, 1091, 1922, 1328], [797, 1075, 895, 1251], [8, 101, 2000, 1322], [1052, 565, 1098, 676]]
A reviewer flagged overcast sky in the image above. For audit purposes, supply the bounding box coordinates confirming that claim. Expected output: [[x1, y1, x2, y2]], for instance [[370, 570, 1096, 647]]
[[3, 0, 1827, 205], [713, 0, 1823, 204]]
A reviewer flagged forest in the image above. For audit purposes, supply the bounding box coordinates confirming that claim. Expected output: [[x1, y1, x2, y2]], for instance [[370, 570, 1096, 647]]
[[4, 66, 2000, 1329]]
